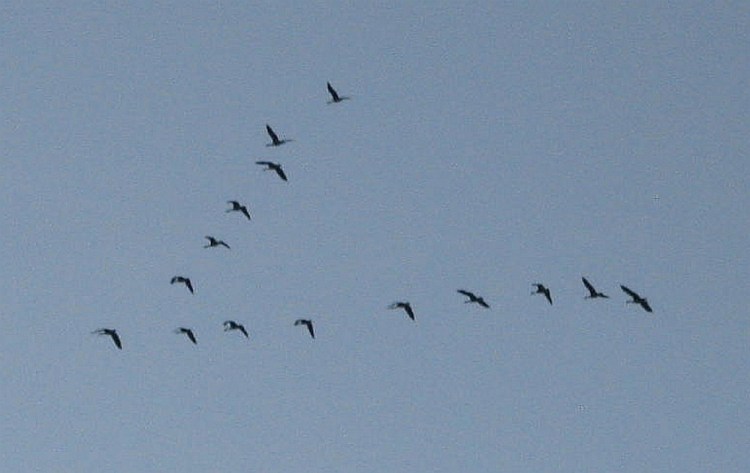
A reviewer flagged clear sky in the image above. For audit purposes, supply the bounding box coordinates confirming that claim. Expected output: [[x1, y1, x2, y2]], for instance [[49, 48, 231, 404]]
[[1, 2, 748, 472]]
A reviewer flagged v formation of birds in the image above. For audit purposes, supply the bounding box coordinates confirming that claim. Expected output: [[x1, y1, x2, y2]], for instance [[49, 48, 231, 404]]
[[93, 82, 655, 350]]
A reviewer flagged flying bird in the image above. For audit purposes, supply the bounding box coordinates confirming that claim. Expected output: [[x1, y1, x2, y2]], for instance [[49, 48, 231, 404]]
[[92, 328, 122, 350], [175, 327, 197, 344], [582, 277, 609, 299], [265, 124, 292, 147], [171, 276, 194, 294], [255, 161, 287, 181], [204, 236, 230, 249], [388, 302, 415, 321], [620, 285, 653, 312], [457, 289, 490, 308], [294, 319, 315, 339], [223, 320, 249, 338], [531, 284, 553, 305], [226, 200, 251, 220], [326, 82, 350, 104]]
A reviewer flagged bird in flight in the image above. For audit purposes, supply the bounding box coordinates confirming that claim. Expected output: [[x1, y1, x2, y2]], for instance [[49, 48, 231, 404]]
[[326, 82, 350, 104], [171, 276, 194, 294], [620, 285, 653, 312], [388, 301, 415, 321], [255, 161, 288, 181], [582, 277, 608, 299], [457, 289, 490, 308], [265, 124, 292, 147], [175, 327, 197, 345], [531, 283, 553, 305], [226, 201, 251, 220], [204, 236, 230, 249], [92, 328, 122, 350], [294, 319, 315, 339], [223, 320, 249, 338]]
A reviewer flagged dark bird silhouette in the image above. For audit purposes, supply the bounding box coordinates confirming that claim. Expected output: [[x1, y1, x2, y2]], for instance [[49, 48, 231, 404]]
[[294, 319, 315, 339], [255, 161, 288, 181], [92, 328, 122, 349], [223, 320, 249, 338], [175, 327, 197, 344], [582, 277, 609, 299], [171, 276, 194, 294], [531, 283, 553, 305], [388, 302, 415, 321], [457, 289, 490, 308], [265, 124, 292, 147], [326, 82, 350, 104], [226, 200, 251, 220], [620, 285, 653, 312], [204, 236, 230, 249]]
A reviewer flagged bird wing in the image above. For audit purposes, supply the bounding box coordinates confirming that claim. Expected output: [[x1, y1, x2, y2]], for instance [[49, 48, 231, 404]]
[[620, 285, 638, 298], [544, 290, 553, 305], [266, 125, 279, 143], [170, 277, 178, 284], [220, 241, 231, 249], [185, 279, 194, 293], [239, 325, 249, 338], [187, 330, 197, 344], [306, 321, 315, 339], [327, 82, 339, 101], [256, 161, 272, 167], [479, 299, 490, 308], [640, 300, 653, 312], [404, 305, 415, 320], [111, 331, 122, 349], [457, 289, 476, 299], [582, 277, 596, 296], [275, 167, 287, 181], [241, 207, 251, 220]]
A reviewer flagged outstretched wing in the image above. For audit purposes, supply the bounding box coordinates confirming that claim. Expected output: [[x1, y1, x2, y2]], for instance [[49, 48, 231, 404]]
[[185, 279, 194, 294], [306, 321, 315, 339], [544, 290, 553, 305], [640, 300, 653, 313], [240, 207, 251, 220], [187, 330, 197, 344], [239, 325, 249, 338], [266, 124, 279, 144], [457, 289, 476, 299], [256, 161, 272, 167], [582, 277, 596, 296], [404, 304, 415, 320], [275, 166, 287, 181], [327, 82, 340, 101], [110, 331, 122, 349], [620, 285, 638, 299]]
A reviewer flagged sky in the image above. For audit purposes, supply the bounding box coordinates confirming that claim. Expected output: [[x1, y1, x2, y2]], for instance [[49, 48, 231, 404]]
[[1, 2, 748, 472]]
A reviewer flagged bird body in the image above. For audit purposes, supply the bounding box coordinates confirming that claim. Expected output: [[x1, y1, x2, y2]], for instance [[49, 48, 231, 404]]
[[93, 328, 122, 349], [256, 161, 288, 181], [457, 289, 490, 308], [175, 327, 197, 344], [326, 82, 350, 104], [171, 276, 194, 294], [582, 277, 608, 299], [620, 285, 653, 312], [223, 320, 249, 338], [226, 201, 252, 220], [388, 301, 415, 321], [204, 236, 230, 249], [532, 283, 553, 305], [265, 124, 292, 147], [294, 319, 315, 339]]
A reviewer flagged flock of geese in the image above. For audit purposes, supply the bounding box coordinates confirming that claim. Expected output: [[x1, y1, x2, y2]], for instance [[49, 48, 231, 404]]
[[92, 82, 654, 350]]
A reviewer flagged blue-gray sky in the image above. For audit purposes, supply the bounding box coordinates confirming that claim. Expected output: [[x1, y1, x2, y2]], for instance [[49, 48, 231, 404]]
[[1, 2, 748, 472]]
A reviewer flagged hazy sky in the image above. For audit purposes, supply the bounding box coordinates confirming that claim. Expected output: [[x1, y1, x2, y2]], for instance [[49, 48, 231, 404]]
[[1, 2, 748, 472]]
